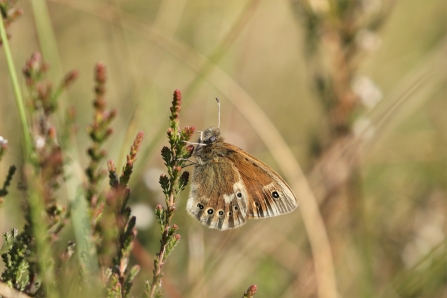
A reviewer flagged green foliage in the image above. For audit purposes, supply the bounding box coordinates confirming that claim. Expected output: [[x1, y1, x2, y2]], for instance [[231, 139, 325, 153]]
[[85, 63, 116, 208], [0, 229, 30, 292], [106, 272, 122, 298], [0, 165, 15, 199], [103, 131, 144, 297], [146, 90, 195, 297], [0, 0, 22, 44], [0, 50, 145, 297]]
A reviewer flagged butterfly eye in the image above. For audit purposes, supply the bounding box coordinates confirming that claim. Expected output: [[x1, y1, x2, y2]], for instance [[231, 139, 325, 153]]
[[203, 135, 216, 144], [218, 210, 224, 216], [272, 191, 280, 199], [207, 208, 214, 215], [197, 203, 204, 209], [228, 211, 232, 216], [233, 206, 239, 211], [237, 192, 242, 198]]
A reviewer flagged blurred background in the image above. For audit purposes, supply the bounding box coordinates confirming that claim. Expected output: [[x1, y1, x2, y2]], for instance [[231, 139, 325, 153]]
[[0, 0, 446, 297]]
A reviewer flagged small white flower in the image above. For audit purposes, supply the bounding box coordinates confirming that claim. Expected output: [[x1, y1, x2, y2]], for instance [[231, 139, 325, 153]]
[[352, 75, 383, 110], [35, 136, 45, 149], [0, 136, 8, 146]]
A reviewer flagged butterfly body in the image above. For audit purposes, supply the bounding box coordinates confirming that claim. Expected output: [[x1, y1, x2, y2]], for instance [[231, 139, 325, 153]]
[[187, 127, 298, 230]]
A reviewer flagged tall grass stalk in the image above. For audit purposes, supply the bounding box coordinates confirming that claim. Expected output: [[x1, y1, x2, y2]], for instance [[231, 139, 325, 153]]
[[28, 4, 101, 289], [25, 165, 59, 298], [0, 17, 54, 295], [0, 13, 32, 155], [30, 0, 63, 84], [2, 7, 61, 296]]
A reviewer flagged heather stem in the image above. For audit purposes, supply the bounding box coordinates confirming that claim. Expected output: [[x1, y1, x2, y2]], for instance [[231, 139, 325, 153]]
[[147, 90, 194, 297]]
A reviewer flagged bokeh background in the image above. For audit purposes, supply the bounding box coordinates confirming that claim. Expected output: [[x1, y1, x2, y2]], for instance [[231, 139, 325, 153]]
[[0, 0, 446, 297]]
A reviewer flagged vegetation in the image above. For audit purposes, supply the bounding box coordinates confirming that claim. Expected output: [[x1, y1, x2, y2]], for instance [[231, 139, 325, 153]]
[[0, 0, 445, 297]]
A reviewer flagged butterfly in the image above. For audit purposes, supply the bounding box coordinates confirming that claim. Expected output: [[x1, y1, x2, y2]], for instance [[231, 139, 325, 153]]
[[186, 99, 298, 230]]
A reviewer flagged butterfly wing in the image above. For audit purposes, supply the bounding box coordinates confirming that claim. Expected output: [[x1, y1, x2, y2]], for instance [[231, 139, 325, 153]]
[[224, 143, 298, 219], [187, 142, 298, 230], [187, 155, 249, 230]]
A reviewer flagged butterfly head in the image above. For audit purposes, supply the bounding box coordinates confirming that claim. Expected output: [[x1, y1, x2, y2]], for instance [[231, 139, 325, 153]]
[[199, 127, 223, 145]]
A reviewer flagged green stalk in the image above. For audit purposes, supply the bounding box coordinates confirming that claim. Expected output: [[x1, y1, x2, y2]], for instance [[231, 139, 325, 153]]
[[0, 14, 32, 156], [27, 185, 58, 298], [30, 0, 67, 125], [2, 9, 57, 298], [30, 0, 63, 82], [68, 188, 100, 295], [29, 4, 101, 291]]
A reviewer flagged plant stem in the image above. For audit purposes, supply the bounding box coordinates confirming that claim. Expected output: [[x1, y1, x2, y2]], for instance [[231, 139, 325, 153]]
[[25, 166, 58, 298], [149, 195, 175, 297], [0, 13, 32, 156]]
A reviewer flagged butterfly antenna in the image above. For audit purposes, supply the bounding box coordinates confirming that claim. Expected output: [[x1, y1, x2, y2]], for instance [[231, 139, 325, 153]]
[[215, 98, 221, 129]]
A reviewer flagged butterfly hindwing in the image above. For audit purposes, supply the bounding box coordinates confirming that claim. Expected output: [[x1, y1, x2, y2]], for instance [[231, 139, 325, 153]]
[[187, 156, 248, 230]]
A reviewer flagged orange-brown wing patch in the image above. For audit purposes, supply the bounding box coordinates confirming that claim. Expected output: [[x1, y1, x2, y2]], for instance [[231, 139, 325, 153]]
[[224, 143, 298, 218]]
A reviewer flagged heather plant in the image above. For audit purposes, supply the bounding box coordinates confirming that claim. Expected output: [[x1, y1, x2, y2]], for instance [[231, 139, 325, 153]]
[[0, 4, 160, 293], [145, 89, 195, 297], [0, 0, 22, 45], [0, 48, 192, 296]]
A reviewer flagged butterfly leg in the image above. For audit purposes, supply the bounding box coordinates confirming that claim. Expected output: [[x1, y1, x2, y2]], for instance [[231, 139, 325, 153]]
[[178, 158, 198, 168], [182, 141, 206, 146]]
